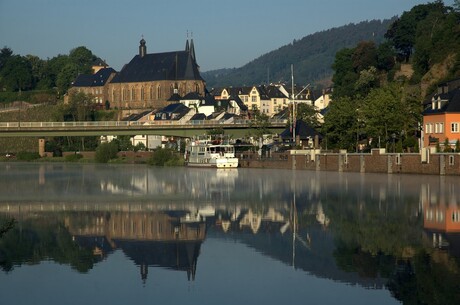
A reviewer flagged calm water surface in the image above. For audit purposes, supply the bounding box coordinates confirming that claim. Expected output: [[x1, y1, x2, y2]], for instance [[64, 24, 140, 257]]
[[1, 163, 460, 305]]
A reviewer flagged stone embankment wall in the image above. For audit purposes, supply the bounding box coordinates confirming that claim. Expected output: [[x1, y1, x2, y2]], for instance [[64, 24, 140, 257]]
[[237, 148, 460, 175]]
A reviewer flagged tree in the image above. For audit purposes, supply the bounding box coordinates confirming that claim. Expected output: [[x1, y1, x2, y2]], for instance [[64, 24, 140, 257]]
[[95, 142, 118, 163], [0, 55, 33, 91], [69, 46, 95, 75], [56, 62, 79, 94], [354, 66, 378, 96], [322, 96, 358, 151], [376, 42, 396, 72], [296, 103, 320, 127], [455, 0, 460, 11], [361, 84, 408, 151], [249, 110, 271, 139], [0, 46, 13, 70], [385, 1, 448, 62], [443, 138, 452, 152], [352, 41, 378, 72], [113, 135, 133, 151], [61, 91, 94, 121], [332, 48, 358, 98]]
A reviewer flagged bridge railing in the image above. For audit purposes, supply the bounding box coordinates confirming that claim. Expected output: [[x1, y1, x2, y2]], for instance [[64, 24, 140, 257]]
[[0, 119, 288, 129]]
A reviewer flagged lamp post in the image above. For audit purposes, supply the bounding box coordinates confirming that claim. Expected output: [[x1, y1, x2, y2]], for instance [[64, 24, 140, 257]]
[[392, 133, 396, 153]]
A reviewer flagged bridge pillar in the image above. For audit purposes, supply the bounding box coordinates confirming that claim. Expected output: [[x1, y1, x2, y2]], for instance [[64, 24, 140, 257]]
[[38, 138, 46, 157]]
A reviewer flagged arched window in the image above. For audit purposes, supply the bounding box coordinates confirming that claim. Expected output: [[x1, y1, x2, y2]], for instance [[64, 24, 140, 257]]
[[141, 87, 145, 100], [122, 88, 127, 101], [131, 87, 136, 101], [150, 86, 154, 100], [157, 85, 161, 99], [195, 83, 200, 93], [170, 84, 174, 96]]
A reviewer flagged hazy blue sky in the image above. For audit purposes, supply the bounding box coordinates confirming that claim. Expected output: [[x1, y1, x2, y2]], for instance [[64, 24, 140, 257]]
[[0, 0, 455, 72]]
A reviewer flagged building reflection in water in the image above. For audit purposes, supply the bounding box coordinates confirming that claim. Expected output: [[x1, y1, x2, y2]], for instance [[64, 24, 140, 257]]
[[65, 211, 206, 283], [3, 163, 460, 302], [421, 179, 460, 257]]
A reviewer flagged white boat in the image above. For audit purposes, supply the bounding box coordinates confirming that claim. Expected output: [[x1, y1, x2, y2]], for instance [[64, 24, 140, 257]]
[[185, 136, 239, 168]]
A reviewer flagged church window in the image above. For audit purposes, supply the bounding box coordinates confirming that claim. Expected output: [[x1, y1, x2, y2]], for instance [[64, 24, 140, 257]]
[[150, 86, 154, 100], [195, 83, 199, 93], [122, 88, 127, 101], [131, 88, 136, 100], [157, 85, 161, 99], [141, 87, 145, 100]]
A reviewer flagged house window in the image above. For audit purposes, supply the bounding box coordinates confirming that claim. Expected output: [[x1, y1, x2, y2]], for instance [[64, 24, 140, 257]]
[[252, 96, 256, 102], [435, 123, 443, 133], [452, 123, 459, 133], [453, 211, 460, 223], [425, 123, 432, 134]]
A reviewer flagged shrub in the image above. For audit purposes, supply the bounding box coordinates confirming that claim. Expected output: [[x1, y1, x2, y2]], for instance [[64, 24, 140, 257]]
[[65, 153, 83, 162], [16, 151, 41, 161], [95, 142, 118, 163], [148, 148, 183, 166]]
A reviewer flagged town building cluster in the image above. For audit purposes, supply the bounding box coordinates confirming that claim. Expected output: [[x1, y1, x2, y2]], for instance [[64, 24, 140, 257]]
[[68, 38, 332, 123], [68, 37, 460, 152]]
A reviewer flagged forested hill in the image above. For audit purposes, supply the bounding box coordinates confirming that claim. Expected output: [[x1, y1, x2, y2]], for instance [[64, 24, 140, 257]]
[[202, 19, 395, 89]]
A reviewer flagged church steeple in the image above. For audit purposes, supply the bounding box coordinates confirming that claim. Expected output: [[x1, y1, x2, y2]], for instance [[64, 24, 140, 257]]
[[185, 39, 190, 52], [190, 38, 196, 62], [139, 37, 147, 58]]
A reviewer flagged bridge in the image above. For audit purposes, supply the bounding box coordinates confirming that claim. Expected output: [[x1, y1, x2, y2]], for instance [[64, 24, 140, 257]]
[[0, 119, 288, 138]]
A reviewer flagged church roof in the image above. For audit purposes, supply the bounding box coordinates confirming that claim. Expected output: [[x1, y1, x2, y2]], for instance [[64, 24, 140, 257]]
[[111, 50, 203, 83], [72, 67, 116, 87]]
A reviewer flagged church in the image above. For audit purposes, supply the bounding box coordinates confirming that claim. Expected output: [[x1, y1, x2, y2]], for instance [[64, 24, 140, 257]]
[[107, 38, 206, 110]]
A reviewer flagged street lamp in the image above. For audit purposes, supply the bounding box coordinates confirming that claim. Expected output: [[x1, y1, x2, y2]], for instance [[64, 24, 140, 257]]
[[392, 133, 396, 153]]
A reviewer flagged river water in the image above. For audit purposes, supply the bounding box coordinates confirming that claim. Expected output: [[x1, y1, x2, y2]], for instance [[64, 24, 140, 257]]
[[0, 163, 459, 305]]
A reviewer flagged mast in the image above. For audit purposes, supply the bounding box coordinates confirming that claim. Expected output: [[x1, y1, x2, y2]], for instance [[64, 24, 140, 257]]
[[291, 64, 296, 145]]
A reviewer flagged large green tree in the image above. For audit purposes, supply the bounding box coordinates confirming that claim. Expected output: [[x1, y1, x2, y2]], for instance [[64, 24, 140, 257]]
[[0, 55, 33, 91], [360, 84, 421, 151], [321, 96, 358, 151]]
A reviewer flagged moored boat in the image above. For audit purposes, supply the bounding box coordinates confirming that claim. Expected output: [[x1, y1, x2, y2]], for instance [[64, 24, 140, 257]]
[[185, 136, 239, 168]]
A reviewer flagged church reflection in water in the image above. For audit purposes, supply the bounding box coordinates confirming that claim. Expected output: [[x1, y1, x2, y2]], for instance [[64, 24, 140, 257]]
[[66, 211, 206, 282], [2, 163, 460, 304]]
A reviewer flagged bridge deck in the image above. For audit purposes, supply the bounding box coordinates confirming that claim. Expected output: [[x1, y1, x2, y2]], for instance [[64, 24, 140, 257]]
[[0, 120, 287, 138]]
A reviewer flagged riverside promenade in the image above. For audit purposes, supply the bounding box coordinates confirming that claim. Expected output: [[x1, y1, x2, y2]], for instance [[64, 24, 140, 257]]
[[237, 148, 460, 176]]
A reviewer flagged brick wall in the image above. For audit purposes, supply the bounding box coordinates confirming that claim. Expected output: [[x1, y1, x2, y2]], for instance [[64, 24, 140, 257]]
[[237, 149, 460, 175]]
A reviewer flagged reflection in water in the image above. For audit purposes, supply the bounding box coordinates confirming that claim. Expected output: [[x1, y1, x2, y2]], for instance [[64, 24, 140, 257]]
[[1, 163, 460, 304]]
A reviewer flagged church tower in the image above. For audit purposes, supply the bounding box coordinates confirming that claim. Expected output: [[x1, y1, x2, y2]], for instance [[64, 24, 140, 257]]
[[139, 38, 147, 58]]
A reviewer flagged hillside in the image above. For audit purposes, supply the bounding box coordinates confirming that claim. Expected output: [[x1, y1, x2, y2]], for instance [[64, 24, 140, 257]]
[[202, 19, 395, 89]]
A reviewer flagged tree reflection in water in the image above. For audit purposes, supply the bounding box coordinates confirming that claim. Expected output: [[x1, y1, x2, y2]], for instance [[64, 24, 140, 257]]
[[1, 164, 460, 304]]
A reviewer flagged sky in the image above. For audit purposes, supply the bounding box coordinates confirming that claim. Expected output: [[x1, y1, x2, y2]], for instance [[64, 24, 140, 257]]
[[0, 0, 456, 72]]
